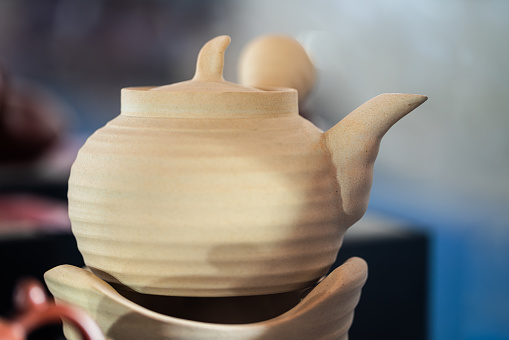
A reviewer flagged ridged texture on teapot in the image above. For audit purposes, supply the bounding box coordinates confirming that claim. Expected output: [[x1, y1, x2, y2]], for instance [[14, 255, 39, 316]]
[[68, 114, 344, 296]]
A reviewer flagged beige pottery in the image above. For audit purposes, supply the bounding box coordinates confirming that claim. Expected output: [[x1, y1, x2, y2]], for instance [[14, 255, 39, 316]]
[[45, 257, 367, 340], [68, 35, 426, 297]]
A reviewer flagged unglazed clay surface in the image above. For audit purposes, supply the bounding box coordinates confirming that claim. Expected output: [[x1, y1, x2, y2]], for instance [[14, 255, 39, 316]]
[[44, 258, 367, 340], [67, 35, 426, 296]]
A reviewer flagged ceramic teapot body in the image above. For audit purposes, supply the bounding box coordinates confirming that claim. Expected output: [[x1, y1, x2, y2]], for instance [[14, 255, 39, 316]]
[[69, 36, 426, 296], [70, 110, 343, 296]]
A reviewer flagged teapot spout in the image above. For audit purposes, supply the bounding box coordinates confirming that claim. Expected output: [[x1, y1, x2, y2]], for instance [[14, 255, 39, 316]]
[[324, 93, 427, 225]]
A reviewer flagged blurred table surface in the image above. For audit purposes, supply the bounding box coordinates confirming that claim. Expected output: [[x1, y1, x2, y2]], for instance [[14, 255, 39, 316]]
[[335, 212, 429, 340]]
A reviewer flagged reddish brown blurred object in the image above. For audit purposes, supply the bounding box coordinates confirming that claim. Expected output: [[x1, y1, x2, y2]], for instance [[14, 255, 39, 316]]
[[0, 279, 104, 340], [0, 194, 70, 234], [0, 64, 64, 163]]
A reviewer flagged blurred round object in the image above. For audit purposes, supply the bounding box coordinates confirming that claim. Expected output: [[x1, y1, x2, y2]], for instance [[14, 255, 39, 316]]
[[238, 35, 316, 103], [0, 65, 65, 163]]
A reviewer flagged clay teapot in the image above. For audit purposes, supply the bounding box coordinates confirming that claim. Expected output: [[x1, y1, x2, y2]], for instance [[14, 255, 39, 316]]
[[68, 35, 426, 297]]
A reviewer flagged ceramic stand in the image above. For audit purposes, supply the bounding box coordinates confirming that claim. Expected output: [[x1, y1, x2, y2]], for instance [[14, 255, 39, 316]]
[[45, 257, 367, 340]]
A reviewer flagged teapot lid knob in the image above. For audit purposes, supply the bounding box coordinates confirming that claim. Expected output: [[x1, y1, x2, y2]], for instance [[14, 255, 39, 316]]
[[193, 35, 231, 82], [121, 35, 298, 117], [150, 35, 259, 93]]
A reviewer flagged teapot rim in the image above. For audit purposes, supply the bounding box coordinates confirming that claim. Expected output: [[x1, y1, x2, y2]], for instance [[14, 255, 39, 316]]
[[120, 86, 299, 119]]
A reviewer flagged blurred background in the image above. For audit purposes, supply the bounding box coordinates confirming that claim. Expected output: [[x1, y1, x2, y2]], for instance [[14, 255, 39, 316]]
[[0, 1, 508, 339]]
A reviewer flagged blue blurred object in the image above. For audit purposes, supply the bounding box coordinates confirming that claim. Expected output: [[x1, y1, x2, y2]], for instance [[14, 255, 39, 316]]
[[370, 171, 509, 340]]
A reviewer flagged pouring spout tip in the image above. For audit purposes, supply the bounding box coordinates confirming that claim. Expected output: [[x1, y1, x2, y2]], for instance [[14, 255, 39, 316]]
[[377, 93, 428, 110], [406, 93, 428, 108], [411, 93, 428, 102]]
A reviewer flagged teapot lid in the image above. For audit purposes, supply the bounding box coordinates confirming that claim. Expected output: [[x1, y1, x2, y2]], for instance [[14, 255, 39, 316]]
[[121, 35, 297, 118]]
